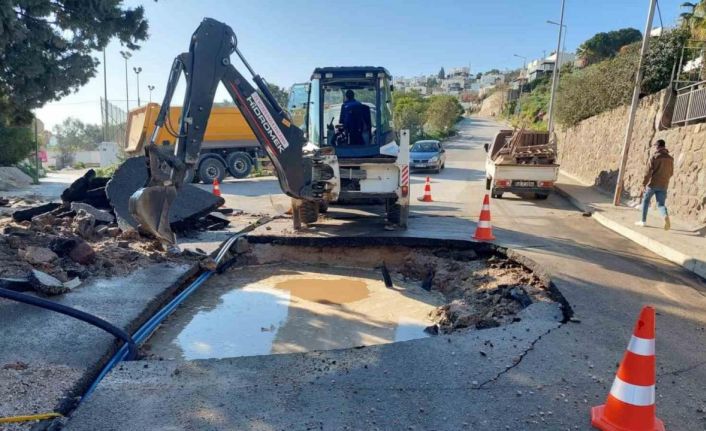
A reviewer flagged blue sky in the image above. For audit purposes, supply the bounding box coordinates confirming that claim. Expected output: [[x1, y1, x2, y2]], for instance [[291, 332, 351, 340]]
[[37, 0, 685, 129]]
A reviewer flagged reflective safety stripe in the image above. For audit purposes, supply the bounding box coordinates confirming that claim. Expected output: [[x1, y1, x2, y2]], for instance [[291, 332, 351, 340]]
[[478, 221, 492, 228], [609, 376, 655, 406], [482, 204, 490, 210], [627, 335, 655, 356]]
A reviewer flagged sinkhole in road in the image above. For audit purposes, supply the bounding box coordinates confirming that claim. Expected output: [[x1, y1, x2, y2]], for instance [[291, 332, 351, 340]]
[[144, 240, 564, 360]]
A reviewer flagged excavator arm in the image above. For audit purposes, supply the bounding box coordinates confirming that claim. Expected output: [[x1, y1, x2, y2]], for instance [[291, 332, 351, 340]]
[[129, 18, 337, 246]]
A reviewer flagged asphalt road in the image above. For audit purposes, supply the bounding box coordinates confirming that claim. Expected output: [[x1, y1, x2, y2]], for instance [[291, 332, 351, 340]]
[[222, 116, 706, 428], [67, 117, 706, 430]]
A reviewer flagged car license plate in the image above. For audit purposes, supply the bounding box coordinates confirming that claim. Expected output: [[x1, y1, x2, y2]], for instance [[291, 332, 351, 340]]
[[414, 163, 427, 168], [514, 181, 536, 187]]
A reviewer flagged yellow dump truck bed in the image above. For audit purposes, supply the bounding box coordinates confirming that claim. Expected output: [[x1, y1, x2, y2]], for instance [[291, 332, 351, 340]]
[[125, 103, 258, 154]]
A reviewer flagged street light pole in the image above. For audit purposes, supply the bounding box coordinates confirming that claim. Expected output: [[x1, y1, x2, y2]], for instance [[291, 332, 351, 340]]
[[147, 85, 155, 103], [120, 50, 131, 113], [613, 0, 657, 205], [513, 54, 527, 116], [546, 0, 566, 136], [133, 66, 142, 106], [102, 49, 109, 142]]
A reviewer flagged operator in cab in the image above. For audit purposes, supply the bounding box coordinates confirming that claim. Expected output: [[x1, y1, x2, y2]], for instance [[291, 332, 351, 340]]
[[338, 89, 371, 146], [339, 89, 361, 128]]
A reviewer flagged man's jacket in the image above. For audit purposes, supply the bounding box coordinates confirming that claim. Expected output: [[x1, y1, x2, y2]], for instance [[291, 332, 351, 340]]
[[643, 148, 674, 190]]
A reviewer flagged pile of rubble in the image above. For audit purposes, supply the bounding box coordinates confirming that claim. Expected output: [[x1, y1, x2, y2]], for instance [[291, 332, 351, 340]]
[[0, 168, 233, 296], [398, 251, 553, 334]]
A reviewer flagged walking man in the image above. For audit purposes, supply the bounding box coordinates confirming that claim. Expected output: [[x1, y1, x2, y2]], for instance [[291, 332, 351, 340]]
[[636, 139, 674, 230]]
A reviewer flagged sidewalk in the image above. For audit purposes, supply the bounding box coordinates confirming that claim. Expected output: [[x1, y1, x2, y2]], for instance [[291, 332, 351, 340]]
[[555, 171, 706, 280]]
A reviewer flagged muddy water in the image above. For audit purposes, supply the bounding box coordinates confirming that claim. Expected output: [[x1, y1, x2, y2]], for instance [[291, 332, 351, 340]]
[[274, 278, 370, 304], [146, 265, 443, 360]]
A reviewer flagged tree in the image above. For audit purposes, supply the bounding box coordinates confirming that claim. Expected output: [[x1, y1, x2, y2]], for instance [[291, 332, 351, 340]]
[[265, 83, 290, 108], [425, 95, 463, 136], [426, 77, 439, 89], [485, 69, 501, 75], [556, 28, 686, 126], [438, 67, 446, 79], [0, 125, 33, 165], [576, 28, 642, 65], [0, 1, 149, 127], [679, 1, 706, 39], [53, 118, 101, 166], [393, 91, 428, 141]]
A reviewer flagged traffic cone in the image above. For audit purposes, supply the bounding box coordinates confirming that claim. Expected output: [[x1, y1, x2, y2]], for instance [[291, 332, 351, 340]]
[[212, 178, 221, 198], [591, 306, 664, 431], [417, 177, 433, 202], [473, 194, 495, 241]]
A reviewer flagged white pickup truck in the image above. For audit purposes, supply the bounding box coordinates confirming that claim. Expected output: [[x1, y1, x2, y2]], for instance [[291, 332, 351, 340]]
[[484, 129, 559, 200]]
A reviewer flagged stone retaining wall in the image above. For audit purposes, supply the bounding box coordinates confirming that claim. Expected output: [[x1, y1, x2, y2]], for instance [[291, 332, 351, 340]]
[[556, 90, 706, 225]]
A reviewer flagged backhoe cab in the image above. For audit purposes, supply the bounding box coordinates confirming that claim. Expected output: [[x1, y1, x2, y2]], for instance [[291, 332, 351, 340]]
[[289, 67, 410, 226]]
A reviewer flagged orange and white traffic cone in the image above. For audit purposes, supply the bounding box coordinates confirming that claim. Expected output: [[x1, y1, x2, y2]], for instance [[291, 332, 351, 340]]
[[417, 177, 433, 202], [591, 306, 664, 431], [473, 194, 495, 241], [212, 178, 221, 198]]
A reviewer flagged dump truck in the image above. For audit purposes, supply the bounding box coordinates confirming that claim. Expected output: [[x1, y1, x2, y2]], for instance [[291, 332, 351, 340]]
[[484, 129, 559, 199], [125, 103, 260, 183]]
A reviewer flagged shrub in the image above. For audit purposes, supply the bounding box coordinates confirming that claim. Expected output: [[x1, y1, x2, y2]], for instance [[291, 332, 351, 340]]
[[556, 28, 688, 127], [0, 124, 33, 165]]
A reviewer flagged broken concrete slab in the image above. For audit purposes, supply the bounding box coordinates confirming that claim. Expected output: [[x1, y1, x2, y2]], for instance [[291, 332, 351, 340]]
[[30, 269, 69, 295], [106, 156, 225, 233], [11, 202, 61, 222], [73, 210, 96, 238], [20, 246, 59, 265], [71, 202, 114, 224]]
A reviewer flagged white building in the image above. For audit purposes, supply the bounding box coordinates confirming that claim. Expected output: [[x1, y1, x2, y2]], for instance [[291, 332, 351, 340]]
[[479, 73, 505, 88], [526, 51, 576, 82]]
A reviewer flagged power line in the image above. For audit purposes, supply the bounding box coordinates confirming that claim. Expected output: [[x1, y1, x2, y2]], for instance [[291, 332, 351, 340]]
[[656, 0, 664, 33]]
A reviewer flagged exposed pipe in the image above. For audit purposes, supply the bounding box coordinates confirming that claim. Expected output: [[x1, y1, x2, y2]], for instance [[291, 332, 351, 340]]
[[0, 288, 137, 360]]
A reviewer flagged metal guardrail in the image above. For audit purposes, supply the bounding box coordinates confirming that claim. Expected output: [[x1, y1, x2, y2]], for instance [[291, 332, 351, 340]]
[[672, 84, 706, 125]]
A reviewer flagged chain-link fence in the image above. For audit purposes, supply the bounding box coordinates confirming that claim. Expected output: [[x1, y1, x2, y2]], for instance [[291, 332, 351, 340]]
[[100, 97, 127, 148]]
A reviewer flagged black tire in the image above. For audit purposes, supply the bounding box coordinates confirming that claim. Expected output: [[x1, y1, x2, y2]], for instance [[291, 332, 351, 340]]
[[433, 167, 441, 174], [535, 193, 550, 200], [485, 177, 491, 190], [491, 189, 503, 199], [197, 157, 227, 184], [318, 201, 329, 213], [300, 200, 319, 224], [226, 152, 253, 179]]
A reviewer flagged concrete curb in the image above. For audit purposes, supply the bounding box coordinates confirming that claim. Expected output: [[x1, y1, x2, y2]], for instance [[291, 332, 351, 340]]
[[555, 184, 706, 281]]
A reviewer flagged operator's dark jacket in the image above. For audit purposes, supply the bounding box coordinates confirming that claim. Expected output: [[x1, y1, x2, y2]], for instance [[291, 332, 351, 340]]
[[642, 148, 674, 190]]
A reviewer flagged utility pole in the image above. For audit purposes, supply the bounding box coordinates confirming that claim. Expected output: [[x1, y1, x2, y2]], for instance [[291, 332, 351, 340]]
[[33, 114, 39, 185], [102, 49, 109, 142], [120, 50, 132, 113], [613, 0, 657, 205], [133, 66, 142, 106], [546, 0, 566, 136], [148, 85, 155, 103]]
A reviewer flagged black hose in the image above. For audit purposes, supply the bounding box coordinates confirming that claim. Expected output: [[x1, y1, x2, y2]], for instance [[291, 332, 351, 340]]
[[0, 287, 138, 360]]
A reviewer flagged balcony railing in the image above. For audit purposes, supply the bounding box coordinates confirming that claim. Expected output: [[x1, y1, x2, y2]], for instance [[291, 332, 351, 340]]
[[672, 82, 706, 126]]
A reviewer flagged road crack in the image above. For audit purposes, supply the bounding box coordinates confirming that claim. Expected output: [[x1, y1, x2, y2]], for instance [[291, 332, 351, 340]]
[[477, 324, 559, 389]]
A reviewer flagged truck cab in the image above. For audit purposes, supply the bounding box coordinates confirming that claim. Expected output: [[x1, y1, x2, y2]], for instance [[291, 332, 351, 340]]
[[288, 67, 409, 226]]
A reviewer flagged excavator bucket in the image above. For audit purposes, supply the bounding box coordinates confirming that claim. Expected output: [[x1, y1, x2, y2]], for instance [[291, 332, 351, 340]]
[[129, 184, 177, 246]]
